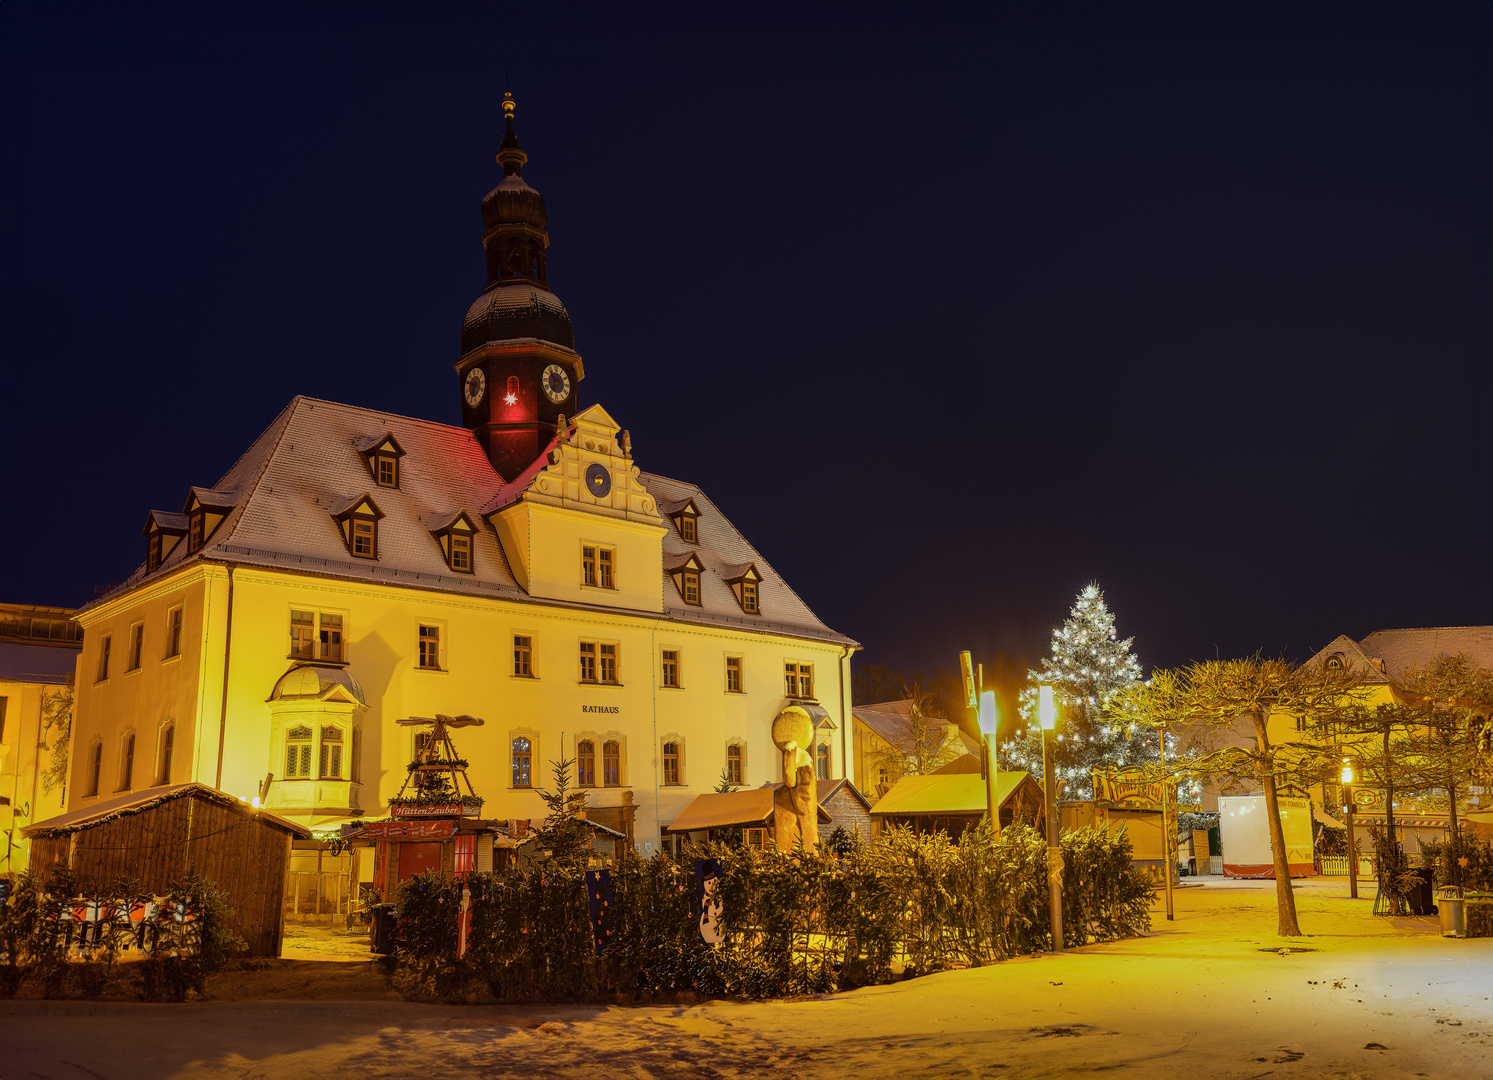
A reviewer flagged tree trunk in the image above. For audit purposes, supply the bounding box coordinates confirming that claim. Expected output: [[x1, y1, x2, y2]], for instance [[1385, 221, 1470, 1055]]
[[1254, 708, 1301, 936]]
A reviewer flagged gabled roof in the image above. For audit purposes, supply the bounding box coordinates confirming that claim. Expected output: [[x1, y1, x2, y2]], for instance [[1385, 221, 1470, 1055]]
[[869, 771, 1038, 817], [23, 782, 310, 839], [185, 487, 239, 512], [87, 397, 856, 646], [852, 705, 974, 755], [667, 785, 833, 832], [1302, 634, 1391, 684], [816, 777, 871, 811]]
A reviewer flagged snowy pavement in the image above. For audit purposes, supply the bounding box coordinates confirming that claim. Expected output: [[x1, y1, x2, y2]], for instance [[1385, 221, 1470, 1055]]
[[2, 876, 1490, 1079]]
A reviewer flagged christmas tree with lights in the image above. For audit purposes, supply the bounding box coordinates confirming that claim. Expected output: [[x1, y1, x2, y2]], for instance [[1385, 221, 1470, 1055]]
[[1003, 583, 1149, 799]]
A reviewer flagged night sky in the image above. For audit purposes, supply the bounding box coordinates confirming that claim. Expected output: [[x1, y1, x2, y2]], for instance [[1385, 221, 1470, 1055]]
[[3, 3, 1489, 678]]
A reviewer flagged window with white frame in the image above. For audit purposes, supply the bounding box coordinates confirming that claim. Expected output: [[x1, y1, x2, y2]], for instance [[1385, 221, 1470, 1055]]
[[418, 625, 441, 670], [513, 634, 534, 677], [661, 649, 680, 688], [126, 624, 144, 672], [725, 656, 743, 693], [118, 731, 135, 791], [319, 725, 344, 779], [95, 635, 111, 683], [285, 724, 313, 779]]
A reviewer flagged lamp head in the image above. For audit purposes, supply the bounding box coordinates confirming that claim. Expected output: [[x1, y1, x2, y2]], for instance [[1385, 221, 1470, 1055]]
[[1038, 685, 1056, 731], [979, 690, 998, 736], [1341, 760, 1353, 785]]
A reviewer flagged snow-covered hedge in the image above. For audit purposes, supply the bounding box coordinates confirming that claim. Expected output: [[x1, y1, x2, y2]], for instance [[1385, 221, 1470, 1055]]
[[390, 822, 1153, 1003]]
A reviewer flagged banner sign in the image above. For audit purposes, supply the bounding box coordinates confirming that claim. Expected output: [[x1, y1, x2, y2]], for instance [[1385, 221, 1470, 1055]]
[[1093, 767, 1168, 812], [695, 858, 724, 945], [362, 820, 456, 840], [391, 804, 478, 819], [585, 869, 615, 956]]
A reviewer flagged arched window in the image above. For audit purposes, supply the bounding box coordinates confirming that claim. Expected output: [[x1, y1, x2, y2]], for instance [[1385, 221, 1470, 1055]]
[[119, 731, 135, 791], [816, 743, 830, 780], [319, 725, 344, 779], [662, 741, 680, 786], [726, 744, 743, 786], [285, 724, 313, 779], [158, 723, 176, 785], [576, 740, 595, 786], [603, 740, 620, 786], [512, 737, 532, 788]]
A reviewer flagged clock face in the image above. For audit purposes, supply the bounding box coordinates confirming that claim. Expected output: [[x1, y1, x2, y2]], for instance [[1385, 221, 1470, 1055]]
[[463, 367, 486, 408], [542, 363, 572, 404], [585, 463, 612, 498]]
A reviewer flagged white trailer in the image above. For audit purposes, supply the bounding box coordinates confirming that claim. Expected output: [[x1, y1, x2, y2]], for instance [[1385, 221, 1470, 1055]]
[[1218, 795, 1314, 878]]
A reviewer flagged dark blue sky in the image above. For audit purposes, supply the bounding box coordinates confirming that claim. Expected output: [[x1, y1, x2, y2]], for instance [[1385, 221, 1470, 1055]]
[[3, 2, 1489, 675]]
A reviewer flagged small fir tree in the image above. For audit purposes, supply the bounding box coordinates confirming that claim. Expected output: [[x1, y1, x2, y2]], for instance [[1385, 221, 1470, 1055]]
[[1003, 584, 1147, 798], [533, 757, 592, 871]]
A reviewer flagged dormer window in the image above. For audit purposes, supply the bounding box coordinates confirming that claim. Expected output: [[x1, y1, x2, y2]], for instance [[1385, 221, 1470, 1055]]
[[176, 488, 236, 556], [665, 551, 707, 607], [143, 510, 188, 572], [358, 433, 406, 490], [429, 511, 479, 575], [664, 497, 702, 545], [722, 562, 763, 615], [331, 495, 384, 561]]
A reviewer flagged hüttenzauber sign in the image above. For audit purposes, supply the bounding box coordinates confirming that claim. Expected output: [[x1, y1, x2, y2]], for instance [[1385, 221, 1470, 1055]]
[[391, 804, 479, 818]]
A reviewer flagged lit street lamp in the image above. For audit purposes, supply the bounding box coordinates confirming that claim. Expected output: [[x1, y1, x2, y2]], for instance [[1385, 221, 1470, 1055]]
[[1342, 759, 1358, 900], [1039, 685, 1063, 952], [980, 690, 1000, 838]]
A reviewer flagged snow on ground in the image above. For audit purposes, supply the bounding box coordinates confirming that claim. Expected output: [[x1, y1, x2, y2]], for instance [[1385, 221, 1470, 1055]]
[[2, 875, 1490, 1079]]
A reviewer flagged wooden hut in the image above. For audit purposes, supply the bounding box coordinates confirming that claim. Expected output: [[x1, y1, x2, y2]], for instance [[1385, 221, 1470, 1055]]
[[869, 771, 1045, 839], [23, 783, 309, 957]]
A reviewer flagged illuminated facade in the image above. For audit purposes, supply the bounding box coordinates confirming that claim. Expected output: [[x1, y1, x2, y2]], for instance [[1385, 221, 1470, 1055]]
[[66, 96, 858, 852]]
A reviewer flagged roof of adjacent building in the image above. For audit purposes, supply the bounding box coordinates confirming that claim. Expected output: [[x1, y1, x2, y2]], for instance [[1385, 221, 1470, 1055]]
[[869, 771, 1039, 817], [816, 777, 872, 810], [1305, 626, 1493, 685], [852, 701, 980, 756], [87, 396, 855, 647], [23, 782, 310, 839], [0, 640, 80, 684]]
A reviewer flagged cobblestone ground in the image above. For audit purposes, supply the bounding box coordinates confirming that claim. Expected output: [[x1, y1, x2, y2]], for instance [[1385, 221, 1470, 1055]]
[[3, 876, 1489, 1080]]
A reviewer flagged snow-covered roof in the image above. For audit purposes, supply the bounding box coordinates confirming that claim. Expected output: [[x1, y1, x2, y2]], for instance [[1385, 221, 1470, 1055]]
[[1356, 626, 1493, 682], [88, 396, 855, 646]]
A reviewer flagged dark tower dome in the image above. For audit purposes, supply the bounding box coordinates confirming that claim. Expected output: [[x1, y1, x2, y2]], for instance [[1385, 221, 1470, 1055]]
[[456, 92, 584, 481]]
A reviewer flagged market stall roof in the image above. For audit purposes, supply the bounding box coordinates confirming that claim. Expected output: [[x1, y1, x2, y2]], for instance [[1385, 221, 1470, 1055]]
[[22, 782, 310, 839], [870, 771, 1037, 818], [667, 786, 832, 833]]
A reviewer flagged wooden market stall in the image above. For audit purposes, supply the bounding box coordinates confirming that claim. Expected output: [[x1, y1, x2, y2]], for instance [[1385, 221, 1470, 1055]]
[[869, 770, 1045, 839], [23, 782, 309, 956]]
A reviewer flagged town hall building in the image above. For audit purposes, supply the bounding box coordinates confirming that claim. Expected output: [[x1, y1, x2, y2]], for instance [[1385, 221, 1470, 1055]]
[[64, 94, 858, 862]]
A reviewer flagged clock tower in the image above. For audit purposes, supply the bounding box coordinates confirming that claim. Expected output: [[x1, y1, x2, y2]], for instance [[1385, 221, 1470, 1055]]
[[457, 93, 584, 481]]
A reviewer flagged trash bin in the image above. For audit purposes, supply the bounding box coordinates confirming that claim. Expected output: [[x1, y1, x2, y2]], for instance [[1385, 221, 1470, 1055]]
[[1438, 887, 1466, 939], [370, 903, 399, 955]]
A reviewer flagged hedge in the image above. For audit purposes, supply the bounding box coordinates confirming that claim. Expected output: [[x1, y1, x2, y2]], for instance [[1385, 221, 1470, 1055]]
[[392, 822, 1154, 1003]]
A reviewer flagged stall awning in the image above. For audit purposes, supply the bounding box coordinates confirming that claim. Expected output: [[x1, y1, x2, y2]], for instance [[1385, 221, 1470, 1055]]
[[23, 782, 310, 839], [1314, 807, 1346, 829]]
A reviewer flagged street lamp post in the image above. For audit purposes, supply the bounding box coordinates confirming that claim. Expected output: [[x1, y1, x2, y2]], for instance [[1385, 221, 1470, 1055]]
[[1342, 759, 1357, 901], [980, 690, 1000, 838], [1039, 685, 1063, 952]]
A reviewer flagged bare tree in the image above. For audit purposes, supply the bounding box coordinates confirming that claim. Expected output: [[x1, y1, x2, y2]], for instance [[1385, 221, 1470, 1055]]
[[1107, 657, 1366, 937], [871, 683, 962, 784]]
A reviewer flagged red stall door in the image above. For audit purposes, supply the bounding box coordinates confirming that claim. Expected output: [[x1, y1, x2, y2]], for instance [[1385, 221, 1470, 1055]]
[[398, 842, 443, 882]]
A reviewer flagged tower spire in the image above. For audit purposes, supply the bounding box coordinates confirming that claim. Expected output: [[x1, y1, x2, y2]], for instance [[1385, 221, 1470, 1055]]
[[497, 92, 526, 177]]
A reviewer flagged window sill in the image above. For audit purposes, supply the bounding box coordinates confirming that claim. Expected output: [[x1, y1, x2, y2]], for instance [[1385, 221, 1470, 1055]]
[[511, 674, 539, 680], [162, 654, 182, 665], [415, 666, 447, 675], [123, 667, 142, 677], [660, 684, 684, 691], [93, 678, 109, 686]]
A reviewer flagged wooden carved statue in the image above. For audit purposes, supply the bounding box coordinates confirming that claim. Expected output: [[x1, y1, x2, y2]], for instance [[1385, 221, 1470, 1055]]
[[771, 706, 820, 853]]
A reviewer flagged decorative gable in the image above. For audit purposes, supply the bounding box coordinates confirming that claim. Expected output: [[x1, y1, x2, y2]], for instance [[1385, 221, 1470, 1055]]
[[330, 493, 385, 560], [358, 433, 406, 489], [429, 510, 480, 574], [484, 403, 666, 611]]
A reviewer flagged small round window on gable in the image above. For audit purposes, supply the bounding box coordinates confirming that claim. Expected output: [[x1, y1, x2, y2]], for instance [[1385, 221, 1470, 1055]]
[[1326, 654, 1344, 670]]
